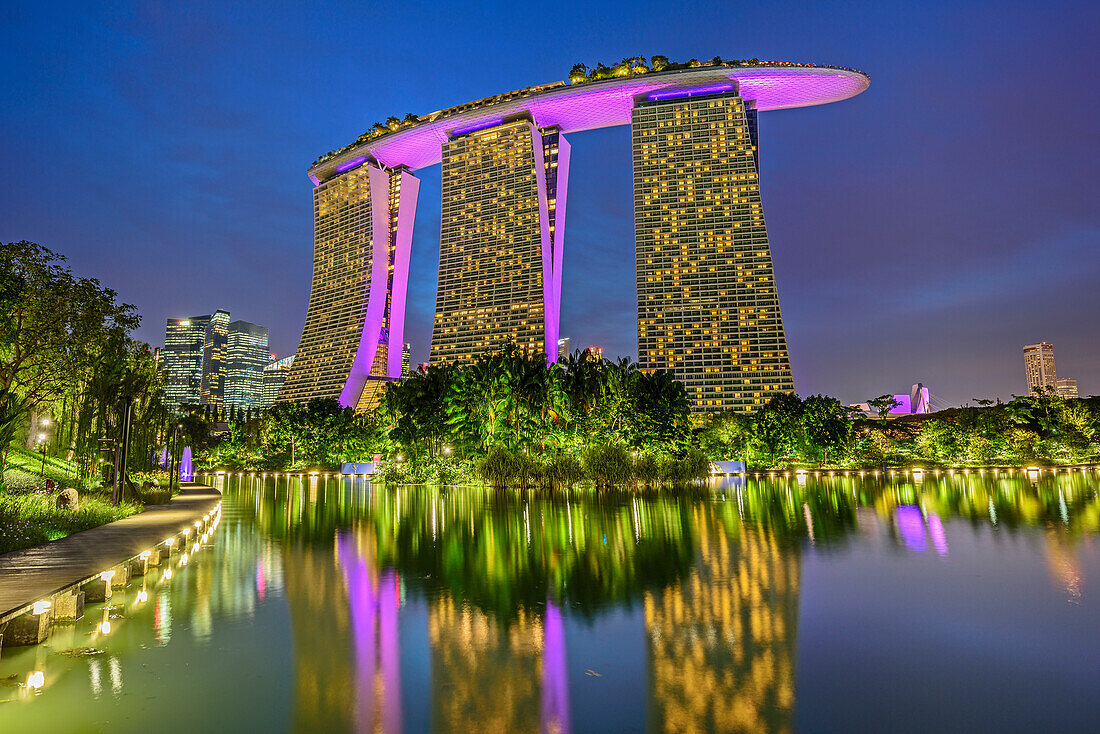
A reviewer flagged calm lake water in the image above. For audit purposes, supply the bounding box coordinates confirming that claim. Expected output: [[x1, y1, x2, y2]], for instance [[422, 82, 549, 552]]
[[2, 470, 1098, 733]]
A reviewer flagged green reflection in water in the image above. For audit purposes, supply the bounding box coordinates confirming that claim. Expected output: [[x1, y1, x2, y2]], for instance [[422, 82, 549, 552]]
[[0, 469, 1095, 734]]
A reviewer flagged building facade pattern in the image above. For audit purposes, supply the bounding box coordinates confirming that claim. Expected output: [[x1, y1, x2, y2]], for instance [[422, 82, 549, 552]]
[[1023, 342, 1057, 396], [163, 315, 211, 407], [430, 118, 568, 366], [224, 320, 269, 413], [280, 164, 418, 408], [288, 63, 867, 412], [633, 88, 794, 411], [200, 309, 231, 408]]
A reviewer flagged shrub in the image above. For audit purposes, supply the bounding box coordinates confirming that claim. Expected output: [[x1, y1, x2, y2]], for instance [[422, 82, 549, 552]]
[[583, 444, 634, 489], [477, 446, 522, 489], [633, 453, 660, 485], [544, 453, 584, 490]]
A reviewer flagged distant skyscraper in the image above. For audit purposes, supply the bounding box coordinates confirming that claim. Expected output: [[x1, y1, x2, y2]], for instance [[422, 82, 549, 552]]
[[261, 354, 295, 408], [633, 86, 793, 413], [1055, 377, 1078, 399], [401, 343, 412, 377], [1023, 342, 1057, 395], [163, 315, 211, 407], [431, 117, 569, 366], [199, 309, 231, 408], [225, 320, 269, 413], [556, 337, 570, 361]]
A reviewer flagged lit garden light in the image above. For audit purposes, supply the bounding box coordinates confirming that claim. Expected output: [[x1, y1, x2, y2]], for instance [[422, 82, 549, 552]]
[[100, 570, 116, 583], [33, 600, 52, 616], [139, 550, 152, 560]]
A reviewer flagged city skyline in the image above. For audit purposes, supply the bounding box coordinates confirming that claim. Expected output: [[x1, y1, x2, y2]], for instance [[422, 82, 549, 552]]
[[2, 1, 1097, 405]]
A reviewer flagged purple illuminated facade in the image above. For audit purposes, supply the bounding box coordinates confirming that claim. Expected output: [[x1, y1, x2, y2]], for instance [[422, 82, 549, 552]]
[[280, 161, 419, 409], [890, 383, 931, 415], [284, 61, 867, 410]]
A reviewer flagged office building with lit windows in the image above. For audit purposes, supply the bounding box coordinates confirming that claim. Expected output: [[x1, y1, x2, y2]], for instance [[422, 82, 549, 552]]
[[164, 309, 271, 412], [280, 161, 419, 410], [429, 117, 568, 365], [634, 86, 793, 411], [225, 320, 270, 413], [164, 315, 212, 407], [199, 309, 231, 408], [1023, 342, 1057, 395], [1055, 377, 1078, 399], [288, 60, 868, 411]]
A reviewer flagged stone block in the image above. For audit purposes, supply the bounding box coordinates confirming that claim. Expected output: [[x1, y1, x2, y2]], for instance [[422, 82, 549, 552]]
[[52, 591, 85, 621], [129, 556, 149, 577], [83, 577, 112, 603], [4, 609, 52, 646], [109, 563, 130, 589]]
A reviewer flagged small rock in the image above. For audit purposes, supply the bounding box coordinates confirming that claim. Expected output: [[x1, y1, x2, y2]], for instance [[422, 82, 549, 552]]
[[56, 488, 79, 511]]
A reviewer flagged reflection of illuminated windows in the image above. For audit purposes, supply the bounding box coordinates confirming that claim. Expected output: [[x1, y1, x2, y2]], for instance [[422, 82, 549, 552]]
[[645, 507, 799, 733]]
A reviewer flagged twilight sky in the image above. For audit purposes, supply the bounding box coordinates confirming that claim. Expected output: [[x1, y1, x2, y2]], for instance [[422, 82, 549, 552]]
[[2, 0, 1097, 406]]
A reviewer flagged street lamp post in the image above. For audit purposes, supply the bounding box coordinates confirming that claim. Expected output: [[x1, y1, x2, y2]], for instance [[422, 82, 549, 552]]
[[38, 432, 47, 480]]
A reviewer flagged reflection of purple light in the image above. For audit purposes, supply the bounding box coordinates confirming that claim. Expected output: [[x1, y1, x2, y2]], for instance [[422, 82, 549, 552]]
[[451, 117, 504, 136], [896, 506, 926, 551], [339, 533, 378, 731], [179, 447, 193, 482], [160, 446, 169, 468], [336, 156, 367, 172], [928, 514, 947, 556], [541, 600, 572, 734], [649, 83, 733, 100], [379, 571, 401, 734]]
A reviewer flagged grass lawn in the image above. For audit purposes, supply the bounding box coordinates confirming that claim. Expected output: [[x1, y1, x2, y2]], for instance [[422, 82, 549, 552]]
[[1, 446, 143, 555]]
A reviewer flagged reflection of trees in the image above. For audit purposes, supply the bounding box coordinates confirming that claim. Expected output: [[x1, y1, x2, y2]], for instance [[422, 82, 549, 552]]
[[229, 478, 697, 622], [646, 504, 800, 733], [282, 539, 355, 733]]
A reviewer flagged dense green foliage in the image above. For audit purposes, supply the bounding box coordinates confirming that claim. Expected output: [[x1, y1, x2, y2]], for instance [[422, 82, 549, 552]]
[[1, 241, 170, 485], [197, 345, 1099, 483], [200, 347, 706, 486], [699, 390, 1100, 468]]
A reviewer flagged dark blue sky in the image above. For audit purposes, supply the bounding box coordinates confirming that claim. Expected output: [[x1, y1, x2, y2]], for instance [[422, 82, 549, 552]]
[[2, 1, 1097, 405]]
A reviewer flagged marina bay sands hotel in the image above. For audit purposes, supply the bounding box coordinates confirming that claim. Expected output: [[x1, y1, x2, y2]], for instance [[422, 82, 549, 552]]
[[279, 60, 869, 412]]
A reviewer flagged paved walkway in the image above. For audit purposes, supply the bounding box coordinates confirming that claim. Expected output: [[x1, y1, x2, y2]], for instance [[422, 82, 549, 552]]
[[0, 483, 220, 621]]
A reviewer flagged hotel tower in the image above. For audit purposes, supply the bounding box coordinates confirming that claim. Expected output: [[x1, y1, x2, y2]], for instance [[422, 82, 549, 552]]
[[280, 162, 419, 410], [283, 60, 868, 411], [633, 86, 794, 411], [431, 117, 568, 365]]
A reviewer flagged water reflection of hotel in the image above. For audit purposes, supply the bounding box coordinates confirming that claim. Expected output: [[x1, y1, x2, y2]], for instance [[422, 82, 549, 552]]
[[645, 506, 799, 733]]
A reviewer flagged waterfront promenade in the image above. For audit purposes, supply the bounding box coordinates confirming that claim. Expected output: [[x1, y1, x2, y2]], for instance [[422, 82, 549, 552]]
[[0, 483, 221, 625]]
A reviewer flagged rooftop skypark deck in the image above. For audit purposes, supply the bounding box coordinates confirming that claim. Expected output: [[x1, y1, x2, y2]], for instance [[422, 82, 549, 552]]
[[309, 61, 870, 182]]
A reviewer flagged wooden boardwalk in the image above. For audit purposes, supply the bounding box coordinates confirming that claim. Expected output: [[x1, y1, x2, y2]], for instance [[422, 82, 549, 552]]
[[0, 483, 220, 621]]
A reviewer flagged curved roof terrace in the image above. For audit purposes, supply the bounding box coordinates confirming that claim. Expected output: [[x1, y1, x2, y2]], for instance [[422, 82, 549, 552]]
[[308, 63, 870, 183]]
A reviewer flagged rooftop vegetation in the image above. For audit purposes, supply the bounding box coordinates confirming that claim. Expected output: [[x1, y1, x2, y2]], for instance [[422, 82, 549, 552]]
[[312, 57, 866, 169], [566, 55, 866, 84]]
